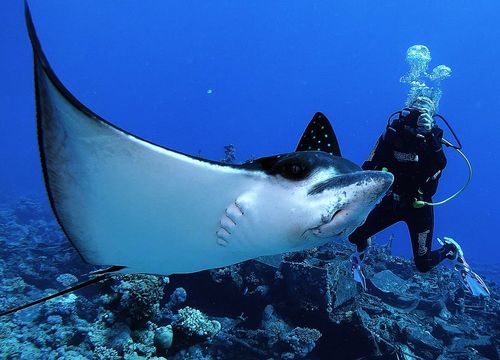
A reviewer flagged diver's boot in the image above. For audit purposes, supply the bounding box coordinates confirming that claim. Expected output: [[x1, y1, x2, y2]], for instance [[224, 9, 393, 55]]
[[351, 248, 369, 291], [438, 237, 491, 297]]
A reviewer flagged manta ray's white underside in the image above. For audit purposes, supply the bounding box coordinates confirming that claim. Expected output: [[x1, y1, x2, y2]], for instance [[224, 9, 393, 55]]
[[28, 7, 334, 276]]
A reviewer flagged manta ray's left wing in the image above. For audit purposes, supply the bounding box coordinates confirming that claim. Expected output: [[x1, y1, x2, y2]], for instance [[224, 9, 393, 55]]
[[25, 3, 268, 275]]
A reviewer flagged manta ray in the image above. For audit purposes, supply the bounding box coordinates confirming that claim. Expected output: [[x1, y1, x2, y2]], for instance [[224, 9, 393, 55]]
[[24, 2, 393, 276], [0, 3, 393, 316]]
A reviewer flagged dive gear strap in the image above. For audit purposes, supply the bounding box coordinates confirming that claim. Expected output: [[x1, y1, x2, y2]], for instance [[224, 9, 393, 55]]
[[413, 138, 472, 208]]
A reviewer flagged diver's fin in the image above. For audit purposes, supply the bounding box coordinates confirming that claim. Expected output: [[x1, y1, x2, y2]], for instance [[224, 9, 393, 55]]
[[296, 112, 341, 156], [438, 237, 491, 297], [457, 267, 491, 297], [350, 248, 368, 291], [0, 274, 108, 317]]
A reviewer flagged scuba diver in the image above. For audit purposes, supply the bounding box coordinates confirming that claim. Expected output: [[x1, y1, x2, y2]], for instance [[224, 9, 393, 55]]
[[348, 95, 490, 296]]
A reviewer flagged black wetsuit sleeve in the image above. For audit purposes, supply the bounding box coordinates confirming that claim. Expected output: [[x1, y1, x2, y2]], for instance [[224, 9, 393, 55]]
[[420, 127, 447, 197], [362, 133, 392, 171], [427, 127, 447, 170]]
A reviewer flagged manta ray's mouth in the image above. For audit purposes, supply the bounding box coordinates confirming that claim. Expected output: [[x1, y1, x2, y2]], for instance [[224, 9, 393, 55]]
[[309, 208, 346, 238], [320, 208, 343, 226], [329, 209, 343, 223], [327, 209, 347, 236]]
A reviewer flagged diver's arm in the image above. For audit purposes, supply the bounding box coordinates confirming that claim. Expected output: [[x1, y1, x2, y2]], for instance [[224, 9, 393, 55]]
[[426, 127, 447, 171], [419, 128, 447, 197], [362, 134, 391, 170], [363, 123, 402, 171], [420, 171, 442, 197]]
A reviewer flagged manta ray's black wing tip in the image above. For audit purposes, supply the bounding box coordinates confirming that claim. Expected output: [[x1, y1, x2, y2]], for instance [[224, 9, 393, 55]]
[[25, 1, 39, 57], [25, 0, 104, 123], [296, 112, 341, 157], [25, 0, 53, 81]]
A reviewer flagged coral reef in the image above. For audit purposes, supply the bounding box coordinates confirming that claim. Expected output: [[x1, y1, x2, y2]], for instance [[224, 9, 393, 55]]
[[173, 306, 221, 338], [0, 198, 499, 359], [109, 274, 169, 327]]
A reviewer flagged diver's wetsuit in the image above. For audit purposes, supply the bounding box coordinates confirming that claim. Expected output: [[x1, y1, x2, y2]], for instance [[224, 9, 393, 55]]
[[349, 110, 450, 272]]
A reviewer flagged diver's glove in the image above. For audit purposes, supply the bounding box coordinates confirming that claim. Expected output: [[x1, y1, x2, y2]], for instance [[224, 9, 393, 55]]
[[351, 248, 369, 291], [438, 237, 491, 297], [416, 113, 435, 134]]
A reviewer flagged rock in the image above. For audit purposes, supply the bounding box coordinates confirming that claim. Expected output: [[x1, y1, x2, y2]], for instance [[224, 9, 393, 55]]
[[370, 270, 419, 309], [448, 335, 499, 359], [169, 288, 187, 307], [416, 297, 447, 317], [154, 325, 173, 354], [43, 293, 78, 318], [281, 327, 322, 358], [261, 304, 290, 345], [173, 307, 221, 339], [325, 308, 380, 359], [280, 258, 356, 319], [400, 323, 443, 358], [432, 317, 464, 345], [370, 270, 408, 294], [46, 315, 63, 325], [109, 328, 133, 353], [280, 261, 329, 312], [92, 346, 120, 360], [56, 273, 78, 287], [112, 274, 168, 326]]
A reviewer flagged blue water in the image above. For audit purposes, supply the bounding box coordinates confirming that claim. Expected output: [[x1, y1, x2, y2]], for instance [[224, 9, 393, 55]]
[[1, 0, 499, 267]]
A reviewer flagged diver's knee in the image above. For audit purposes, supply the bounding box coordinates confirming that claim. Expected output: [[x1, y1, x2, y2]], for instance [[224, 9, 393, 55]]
[[414, 260, 432, 273], [348, 235, 370, 252]]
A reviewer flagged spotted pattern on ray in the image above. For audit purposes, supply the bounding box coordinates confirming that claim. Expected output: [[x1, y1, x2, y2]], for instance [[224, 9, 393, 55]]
[[295, 112, 341, 156]]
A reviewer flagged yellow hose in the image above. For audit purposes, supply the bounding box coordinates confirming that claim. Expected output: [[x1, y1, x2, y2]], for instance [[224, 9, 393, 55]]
[[413, 138, 472, 208]]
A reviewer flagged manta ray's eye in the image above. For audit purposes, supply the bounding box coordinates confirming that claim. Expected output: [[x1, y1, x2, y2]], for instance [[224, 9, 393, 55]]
[[291, 164, 302, 175], [281, 162, 309, 180], [264, 154, 313, 180]]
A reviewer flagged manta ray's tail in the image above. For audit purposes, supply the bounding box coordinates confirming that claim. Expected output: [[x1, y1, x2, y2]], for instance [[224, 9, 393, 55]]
[[0, 266, 125, 317]]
